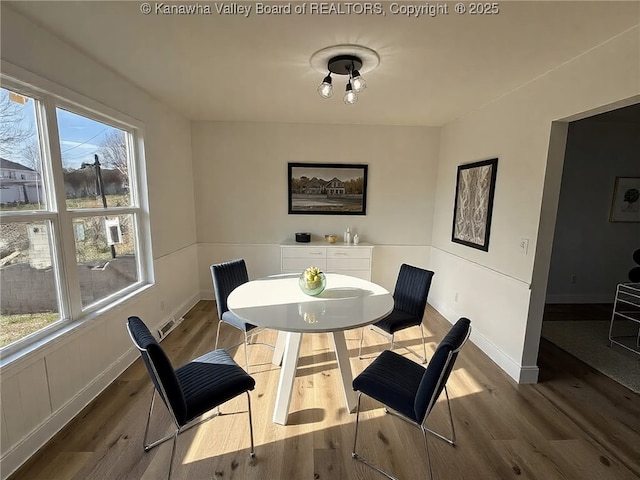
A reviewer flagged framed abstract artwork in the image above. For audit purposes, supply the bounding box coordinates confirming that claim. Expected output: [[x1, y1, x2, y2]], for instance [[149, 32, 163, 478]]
[[451, 158, 498, 251], [288, 163, 368, 215], [609, 177, 640, 222]]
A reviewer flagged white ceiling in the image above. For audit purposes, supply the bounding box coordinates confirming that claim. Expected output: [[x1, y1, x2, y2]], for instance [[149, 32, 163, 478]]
[[6, 1, 639, 126]]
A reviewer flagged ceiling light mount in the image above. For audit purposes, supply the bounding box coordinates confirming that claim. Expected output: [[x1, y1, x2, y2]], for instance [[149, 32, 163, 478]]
[[310, 45, 379, 105], [327, 55, 363, 75]]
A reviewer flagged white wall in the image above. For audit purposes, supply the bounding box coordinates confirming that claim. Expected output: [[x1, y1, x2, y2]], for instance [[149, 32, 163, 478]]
[[430, 27, 640, 383], [0, 6, 199, 478], [192, 121, 440, 294], [546, 119, 640, 303]]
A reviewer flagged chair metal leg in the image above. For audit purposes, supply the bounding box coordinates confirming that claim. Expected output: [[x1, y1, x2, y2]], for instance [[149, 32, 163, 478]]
[[246, 391, 255, 457], [143, 389, 157, 451], [423, 385, 456, 446], [352, 393, 400, 480], [142, 388, 223, 452], [216, 323, 273, 371], [214, 320, 223, 413], [394, 324, 427, 364], [215, 320, 223, 350], [362, 324, 428, 364], [377, 406, 436, 479], [384, 394, 456, 447], [421, 425, 434, 480], [167, 429, 179, 480], [140, 392, 182, 452], [445, 385, 456, 444], [142, 391, 180, 478], [420, 324, 427, 364], [352, 392, 362, 456], [142, 388, 180, 452]]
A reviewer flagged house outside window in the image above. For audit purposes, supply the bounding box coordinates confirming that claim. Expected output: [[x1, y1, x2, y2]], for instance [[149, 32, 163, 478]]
[[0, 78, 151, 352]]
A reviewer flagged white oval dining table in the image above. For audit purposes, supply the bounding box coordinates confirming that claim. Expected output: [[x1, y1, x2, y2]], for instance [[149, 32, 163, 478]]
[[227, 273, 393, 425]]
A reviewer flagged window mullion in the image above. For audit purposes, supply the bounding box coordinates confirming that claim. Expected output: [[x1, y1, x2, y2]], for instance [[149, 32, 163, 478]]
[[41, 95, 82, 320], [0, 211, 58, 223], [130, 131, 152, 284], [65, 206, 139, 218]]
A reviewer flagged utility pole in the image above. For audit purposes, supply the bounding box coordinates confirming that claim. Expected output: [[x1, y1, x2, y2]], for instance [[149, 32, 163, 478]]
[[82, 154, 116, 259]]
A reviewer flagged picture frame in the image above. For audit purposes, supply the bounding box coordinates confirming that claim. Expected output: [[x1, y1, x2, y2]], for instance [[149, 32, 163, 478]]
[[451, 158, 498, 251], [288, 163, 368, 215], [609, 177, 640, 222]]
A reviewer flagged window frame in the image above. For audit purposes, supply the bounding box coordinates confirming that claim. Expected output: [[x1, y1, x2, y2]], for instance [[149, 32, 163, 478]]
[[0, 62, 153, 360]]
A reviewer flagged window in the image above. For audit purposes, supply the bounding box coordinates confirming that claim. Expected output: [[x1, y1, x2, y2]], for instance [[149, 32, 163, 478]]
[[0, 78, 150, 351]]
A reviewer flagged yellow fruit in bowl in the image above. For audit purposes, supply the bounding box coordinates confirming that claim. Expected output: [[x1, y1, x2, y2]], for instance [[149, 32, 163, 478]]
[[300, 267, 326, 295]]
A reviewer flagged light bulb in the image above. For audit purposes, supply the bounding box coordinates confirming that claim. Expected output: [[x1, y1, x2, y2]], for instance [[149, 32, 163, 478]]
[[317, 74, 333, 98], [344, 82, 358, 104], [352, 70, 366, 92]]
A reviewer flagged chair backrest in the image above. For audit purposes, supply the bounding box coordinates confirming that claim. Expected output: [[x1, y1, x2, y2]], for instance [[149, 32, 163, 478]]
[[393, 264, 435, 318], [210, 259, 249, 319], [414, 317, 471, 423], [126, 316, 187, 425]]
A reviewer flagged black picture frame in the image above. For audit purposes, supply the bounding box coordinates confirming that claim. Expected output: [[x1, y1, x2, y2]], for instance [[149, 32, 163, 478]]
[[288, 163, 368, 215], [609, 176, 640, 222], [451, 158, 498, 251]]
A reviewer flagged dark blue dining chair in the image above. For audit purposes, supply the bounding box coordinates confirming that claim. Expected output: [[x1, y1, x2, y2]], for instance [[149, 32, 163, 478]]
[[126, 316, 256, 480], [211, 259, 264, 371], [352, 317, 471, 480], [359, 263, 434, 363]]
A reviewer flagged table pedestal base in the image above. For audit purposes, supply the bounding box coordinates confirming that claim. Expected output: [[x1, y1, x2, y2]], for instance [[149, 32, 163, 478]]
[[272, 331, 358, 425]]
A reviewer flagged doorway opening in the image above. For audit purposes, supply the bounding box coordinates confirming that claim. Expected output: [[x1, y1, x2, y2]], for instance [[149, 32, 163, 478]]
[[539, 102, 640, 393]]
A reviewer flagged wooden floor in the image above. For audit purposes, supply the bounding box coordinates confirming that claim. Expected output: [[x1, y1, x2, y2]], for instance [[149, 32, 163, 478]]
[[8, 301, 640, 480]]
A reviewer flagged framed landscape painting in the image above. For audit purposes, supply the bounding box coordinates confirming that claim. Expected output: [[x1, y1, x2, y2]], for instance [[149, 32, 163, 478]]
[[609, 177, 640, 222], [288, 163, 368, 215], [451, 158, 498, 251]]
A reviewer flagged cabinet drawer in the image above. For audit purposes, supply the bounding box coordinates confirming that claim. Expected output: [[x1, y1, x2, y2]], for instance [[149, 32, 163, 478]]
[[282, 258, 327, 272], [327, 247, 371, 259], [281, 247, 326, 259], [327, 258, 371, 272]]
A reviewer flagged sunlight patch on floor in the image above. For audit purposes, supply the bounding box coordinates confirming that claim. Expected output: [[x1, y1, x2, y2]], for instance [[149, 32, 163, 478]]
[[446, 367, 484, 398], [182, 403, 252, 463]]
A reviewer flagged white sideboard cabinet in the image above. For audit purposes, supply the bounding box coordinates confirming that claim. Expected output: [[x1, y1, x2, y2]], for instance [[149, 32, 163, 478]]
[[280, 240, 373, 281]]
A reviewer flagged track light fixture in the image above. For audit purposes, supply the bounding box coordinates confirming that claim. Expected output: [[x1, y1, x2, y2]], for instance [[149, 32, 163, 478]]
[[311, 45, 379, 105], [317, 55, 367, 104]]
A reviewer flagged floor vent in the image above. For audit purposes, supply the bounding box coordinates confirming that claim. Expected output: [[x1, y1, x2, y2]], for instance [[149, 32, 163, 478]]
[[157, 317, 176, 339]]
